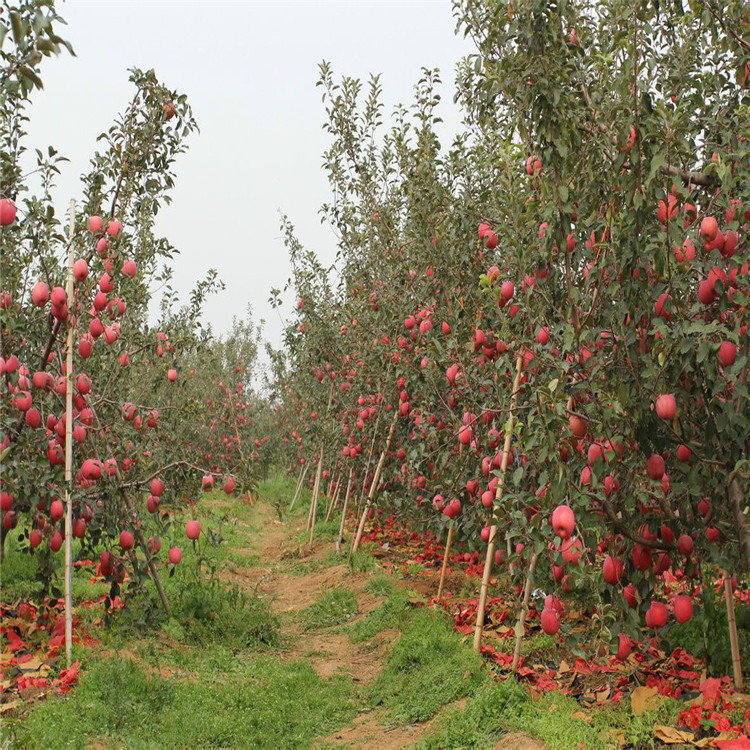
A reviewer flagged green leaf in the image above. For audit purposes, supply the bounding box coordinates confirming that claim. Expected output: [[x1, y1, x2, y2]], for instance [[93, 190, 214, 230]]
[[10, 11, 24, 45], [19, 65, 44, 90]]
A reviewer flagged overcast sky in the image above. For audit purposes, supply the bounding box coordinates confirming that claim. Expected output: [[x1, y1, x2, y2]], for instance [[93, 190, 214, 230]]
[[25, 0, 472, 352]]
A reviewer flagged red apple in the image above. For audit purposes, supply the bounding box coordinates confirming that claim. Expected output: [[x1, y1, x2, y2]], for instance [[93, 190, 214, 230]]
[[551, 504, 575, 539], [31, 281, 49, 307], [603, 555, 624, 585], [540, 608, 560, 635], [0, 198, 17, 226], [673, 595, 693, 624], [50, 499, 64, 521], [677, 534, 694, 556], [718, 341, 737, 367], [655, 394, 676, 420]]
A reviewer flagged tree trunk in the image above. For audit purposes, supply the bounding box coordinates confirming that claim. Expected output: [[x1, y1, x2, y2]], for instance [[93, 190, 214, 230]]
[[729, 478, 750, 573]]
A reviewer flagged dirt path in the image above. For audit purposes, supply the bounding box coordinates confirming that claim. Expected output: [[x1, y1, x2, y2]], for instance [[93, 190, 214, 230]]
[[219, 498, 546, 750]]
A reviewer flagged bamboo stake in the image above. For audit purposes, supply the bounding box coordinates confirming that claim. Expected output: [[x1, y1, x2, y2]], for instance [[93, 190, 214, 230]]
[[353, 416, 380, 522], [289, 463, 308, 511], [336, 467, 354, 554], [473, 354, 524, 653], [436, 526, 454, 601], [307, 452, 324, 532], [352, 372, 388, 522], [63, 199, 75, 669], [723, 573, 744, 690], [309, 380, 336, 547], [324, 472, 342, 523], [351, 408, 399, 556], [511, 551, 541, 670]]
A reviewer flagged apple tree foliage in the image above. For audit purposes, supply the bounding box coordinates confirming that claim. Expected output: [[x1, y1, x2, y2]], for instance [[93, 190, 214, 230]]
[[272, 0, 750, 652]]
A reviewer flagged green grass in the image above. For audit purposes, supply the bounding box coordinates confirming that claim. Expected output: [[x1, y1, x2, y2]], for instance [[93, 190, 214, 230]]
[[296, 518, 340, 544], [349, 547, 378, 573], [283, 550, 341, 576], [299, 588, 359, 631], [420, 677, 684, 750], [10, 653, 357, 749], [498, 632, 557, 659], [368, 606, 488, 723], [349, 588, 414, 643], [418, 677, 530, 749], [363, 573, 398, 598]]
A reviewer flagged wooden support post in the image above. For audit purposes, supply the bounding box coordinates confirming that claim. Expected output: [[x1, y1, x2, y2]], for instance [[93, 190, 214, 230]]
[[724, 573, 744, 690], [336, 467, 354, 555], [512, 552, 541, 670], [473, 354, 524, 653], [289, 463, 308, 511], [307, 451, 324, 532], [324, 472, 342, 523], [63, 199, 75, 669], [351, 408, 399, 557], [309, 381, 336, 547], [436, 526, 454, 601]]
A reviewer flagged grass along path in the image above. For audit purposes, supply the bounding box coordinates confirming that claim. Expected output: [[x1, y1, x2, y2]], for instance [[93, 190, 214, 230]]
[[4, 476, 671, 749]]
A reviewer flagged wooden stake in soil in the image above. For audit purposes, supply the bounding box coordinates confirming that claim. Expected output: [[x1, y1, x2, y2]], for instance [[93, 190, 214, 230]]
[[350, 408, 399, 557], [336, 467, 354, 555], [289, 463, 309, 511], [309, 380, 336, 547], [307, 451, 324, 532], [324, 472, 342, 523], [511, 551, 541, 671], [723, 572, 744, 690], [473, 354, 524, 653], [353, 404, 382, 522], [436, 525, 454, 601], [63, 199, 76, 669]]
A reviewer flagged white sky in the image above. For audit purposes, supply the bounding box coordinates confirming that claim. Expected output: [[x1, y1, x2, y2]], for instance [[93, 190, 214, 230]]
[[25, 0, 472, 351]]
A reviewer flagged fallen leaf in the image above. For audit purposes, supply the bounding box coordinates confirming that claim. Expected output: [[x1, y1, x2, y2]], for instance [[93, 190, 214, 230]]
[[653, 725, 695, 744], [558, 659, 570, 674], [713, 736, 750, 749], [631, 685, 662, 716], [572, 710, 593, 724], [0, 700, 18, 714]]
